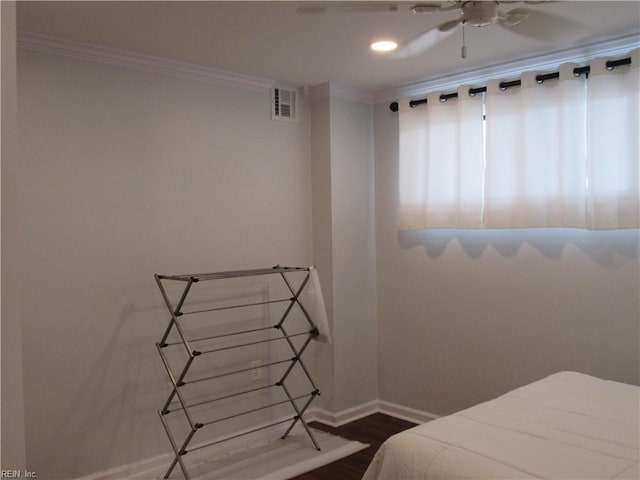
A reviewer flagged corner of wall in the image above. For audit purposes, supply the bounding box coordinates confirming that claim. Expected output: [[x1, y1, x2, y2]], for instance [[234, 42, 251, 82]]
[[306, 82, 375, 105], [309, 86, 378, 413]]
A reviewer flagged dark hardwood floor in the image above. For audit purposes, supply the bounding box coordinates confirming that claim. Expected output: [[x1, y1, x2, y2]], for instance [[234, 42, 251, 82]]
[[291, 413, 418, 480]]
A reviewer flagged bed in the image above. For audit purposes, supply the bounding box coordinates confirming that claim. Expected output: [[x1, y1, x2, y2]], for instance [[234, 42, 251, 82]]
[[363, 372, 639, 479]]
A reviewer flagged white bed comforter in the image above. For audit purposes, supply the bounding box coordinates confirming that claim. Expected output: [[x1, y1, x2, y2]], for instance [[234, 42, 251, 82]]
[[363, 372, 639, 479]]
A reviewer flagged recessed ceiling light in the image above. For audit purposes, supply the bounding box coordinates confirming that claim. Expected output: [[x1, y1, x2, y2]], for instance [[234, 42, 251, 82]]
[[370, 40, 398, 53]]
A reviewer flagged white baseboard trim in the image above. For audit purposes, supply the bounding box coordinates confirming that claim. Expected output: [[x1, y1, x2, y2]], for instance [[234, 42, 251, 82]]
[[76, 415, 294, 480], [308, 400, 380, 428], [307, 400, 440, 427], [75, 449, 168, 480], [377, 400, 440, 424], [77, 401, 439, 479]]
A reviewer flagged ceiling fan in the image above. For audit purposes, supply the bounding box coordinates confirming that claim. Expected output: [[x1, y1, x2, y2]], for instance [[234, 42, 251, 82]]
[[404, 1, 542, 58], [300, 1, 564, 59], [414, 1, 531, 26]]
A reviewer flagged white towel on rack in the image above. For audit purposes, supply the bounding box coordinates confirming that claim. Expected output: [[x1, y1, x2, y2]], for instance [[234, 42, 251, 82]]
[[300, 266, 331, 344]]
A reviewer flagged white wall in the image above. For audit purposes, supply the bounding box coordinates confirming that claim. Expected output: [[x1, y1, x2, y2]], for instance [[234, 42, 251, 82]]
[[17, 49, 312, 478], [1, 1, 27, 471], [374, 102, 640, 415], [15, 35, 639, 479]]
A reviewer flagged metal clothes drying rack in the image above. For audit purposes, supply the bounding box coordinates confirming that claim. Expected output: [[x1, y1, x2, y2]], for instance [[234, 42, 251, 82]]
[[154, 266, 321, 480]]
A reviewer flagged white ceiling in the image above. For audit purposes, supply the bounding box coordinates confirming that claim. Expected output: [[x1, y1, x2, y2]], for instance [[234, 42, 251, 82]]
[[16, 1, 640, 93]]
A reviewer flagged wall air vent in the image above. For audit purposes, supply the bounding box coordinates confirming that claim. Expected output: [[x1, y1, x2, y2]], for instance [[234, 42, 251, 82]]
[[272, 87, 297, 122]]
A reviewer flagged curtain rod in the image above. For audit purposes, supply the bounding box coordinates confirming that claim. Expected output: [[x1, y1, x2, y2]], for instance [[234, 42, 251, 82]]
[[389, 57, 632, 112]]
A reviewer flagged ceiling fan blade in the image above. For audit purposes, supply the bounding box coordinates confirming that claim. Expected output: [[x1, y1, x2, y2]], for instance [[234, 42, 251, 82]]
[[499, 1, 555, 4], [393, 26, 456, 58], [499, 9, 583, 41], [410, 2, 444, 13], [297, 2, 412, 15], [499, 7, 530, 27], [438, 18, 462, 32], [411, 2, 462, 13]]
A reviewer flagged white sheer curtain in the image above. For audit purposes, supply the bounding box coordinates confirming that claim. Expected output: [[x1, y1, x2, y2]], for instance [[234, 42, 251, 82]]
[[588, 51, 640, 229], [398, 86, 483, 229], [484, 63, 587, 228], [397, 48, 639, 230]]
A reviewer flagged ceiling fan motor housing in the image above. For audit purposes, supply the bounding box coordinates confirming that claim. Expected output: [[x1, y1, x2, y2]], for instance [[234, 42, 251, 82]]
[[462, 1, 500, 27]]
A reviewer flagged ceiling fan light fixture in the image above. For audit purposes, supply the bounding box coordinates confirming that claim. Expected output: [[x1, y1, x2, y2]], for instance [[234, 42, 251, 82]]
[[370, 40, 398, 52]]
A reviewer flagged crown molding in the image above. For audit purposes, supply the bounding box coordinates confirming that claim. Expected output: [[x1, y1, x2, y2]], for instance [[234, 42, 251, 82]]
[[17, 30, 277, 93], [375, 33, 640, 104], [18, 30, 638, 104]]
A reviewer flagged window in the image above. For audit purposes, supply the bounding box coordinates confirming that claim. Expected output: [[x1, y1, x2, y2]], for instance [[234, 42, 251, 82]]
[[398, 49, 639, 230]]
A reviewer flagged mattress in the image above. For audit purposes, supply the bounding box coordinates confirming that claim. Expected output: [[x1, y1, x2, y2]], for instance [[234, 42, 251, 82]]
[[362, 372, 639, 479]]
